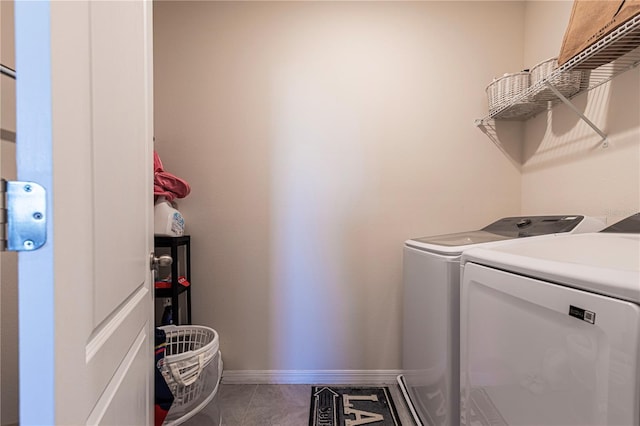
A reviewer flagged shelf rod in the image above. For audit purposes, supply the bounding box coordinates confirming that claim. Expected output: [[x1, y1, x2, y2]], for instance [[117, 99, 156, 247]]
[[543, 81, 609, 147], [0, 64, 16, 80]]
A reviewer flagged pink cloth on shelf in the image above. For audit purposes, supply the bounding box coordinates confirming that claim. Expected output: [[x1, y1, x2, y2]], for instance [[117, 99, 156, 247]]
[[154, 151, 191, 202]]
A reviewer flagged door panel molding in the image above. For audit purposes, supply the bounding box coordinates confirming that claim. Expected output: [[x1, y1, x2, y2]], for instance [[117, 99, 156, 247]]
[[86, 327, 148, 425], [86, 285, 149, 362]]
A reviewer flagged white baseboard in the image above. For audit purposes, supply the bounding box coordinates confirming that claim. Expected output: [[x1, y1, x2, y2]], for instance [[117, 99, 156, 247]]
[[221, 370, 402, 385]]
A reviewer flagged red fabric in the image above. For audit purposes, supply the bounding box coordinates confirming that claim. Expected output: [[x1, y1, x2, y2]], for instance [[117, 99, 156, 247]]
[[154, 151, 191, 202], [155, 404, 170, 426]]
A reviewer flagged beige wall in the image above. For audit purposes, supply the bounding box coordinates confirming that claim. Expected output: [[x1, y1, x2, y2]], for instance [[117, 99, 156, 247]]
[[521, 1, 640, 224], [153, 1, 524, 371], [1, 0, 19, 424]]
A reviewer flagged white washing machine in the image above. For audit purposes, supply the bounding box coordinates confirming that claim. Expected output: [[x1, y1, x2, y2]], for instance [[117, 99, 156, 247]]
[[460, 213, 640, 426], [398, 215, 605, 426]]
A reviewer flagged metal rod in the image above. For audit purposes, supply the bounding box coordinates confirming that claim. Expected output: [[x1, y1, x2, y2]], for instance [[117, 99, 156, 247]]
[[0, 64, 16, 80], [543, 81, 608, 143], [0, 65, 17, 143]]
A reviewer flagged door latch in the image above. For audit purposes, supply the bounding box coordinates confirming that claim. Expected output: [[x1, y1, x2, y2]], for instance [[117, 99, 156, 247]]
[[1, 180, 47, 251]]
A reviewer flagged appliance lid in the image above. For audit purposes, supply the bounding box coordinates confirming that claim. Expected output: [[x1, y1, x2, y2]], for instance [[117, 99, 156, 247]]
[[408, 215, 587, 253], [481, 215, 586, 237], [601, 212, 640, 234], [410, 230, 513, 247]]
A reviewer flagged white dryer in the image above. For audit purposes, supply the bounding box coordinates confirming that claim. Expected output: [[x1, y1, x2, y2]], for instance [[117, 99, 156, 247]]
[[398, 215, 605, 426], [460, 213, 640, 425]]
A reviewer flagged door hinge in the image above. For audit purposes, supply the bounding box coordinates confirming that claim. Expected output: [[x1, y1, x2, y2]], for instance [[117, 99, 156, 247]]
[[1, 179, 47, 251]]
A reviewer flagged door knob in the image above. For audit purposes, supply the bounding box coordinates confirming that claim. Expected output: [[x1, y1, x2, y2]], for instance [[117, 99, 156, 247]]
[[150, 254, 173, 273]]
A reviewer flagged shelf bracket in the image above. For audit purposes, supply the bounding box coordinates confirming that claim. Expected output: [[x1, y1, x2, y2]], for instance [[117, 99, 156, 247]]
[[543, 81, 609, 148]]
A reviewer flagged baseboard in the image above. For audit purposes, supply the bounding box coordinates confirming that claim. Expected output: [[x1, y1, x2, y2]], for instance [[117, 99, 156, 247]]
[[221, 369, 402, 385]]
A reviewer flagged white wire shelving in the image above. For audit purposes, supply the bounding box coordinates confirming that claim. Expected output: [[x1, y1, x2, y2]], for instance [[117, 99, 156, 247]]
[[475, 15, 640, 145]]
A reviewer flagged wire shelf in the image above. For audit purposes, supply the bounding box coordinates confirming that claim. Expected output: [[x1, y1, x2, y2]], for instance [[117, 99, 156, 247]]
[[477, 15, 640, 124]]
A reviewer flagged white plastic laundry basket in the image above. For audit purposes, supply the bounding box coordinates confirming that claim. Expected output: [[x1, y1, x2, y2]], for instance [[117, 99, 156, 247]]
[[159, 325, 219, 409]]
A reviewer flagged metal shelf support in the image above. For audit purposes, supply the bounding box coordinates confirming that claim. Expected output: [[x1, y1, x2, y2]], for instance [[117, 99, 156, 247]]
[[0, 64, 16, 80], [543, 81, 609, 148], [474, 14, 639, 145]]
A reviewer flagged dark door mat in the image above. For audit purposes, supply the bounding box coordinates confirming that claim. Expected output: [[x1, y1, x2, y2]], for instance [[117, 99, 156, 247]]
[[309, 386, 402, 426]]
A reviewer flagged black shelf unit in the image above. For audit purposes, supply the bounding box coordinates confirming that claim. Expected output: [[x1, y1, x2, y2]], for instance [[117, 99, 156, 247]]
[[154, 235, 192, 325]]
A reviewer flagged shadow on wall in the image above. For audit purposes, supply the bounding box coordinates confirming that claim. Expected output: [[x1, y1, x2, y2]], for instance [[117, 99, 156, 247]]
[[477, 120, 524, 170], [522, 91, 598, 167], [521, 68, 639, 172], [480, 67, 640, 172]]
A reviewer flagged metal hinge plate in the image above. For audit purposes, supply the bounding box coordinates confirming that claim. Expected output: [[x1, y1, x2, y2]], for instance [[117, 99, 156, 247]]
[[2, 180, 47, 251]]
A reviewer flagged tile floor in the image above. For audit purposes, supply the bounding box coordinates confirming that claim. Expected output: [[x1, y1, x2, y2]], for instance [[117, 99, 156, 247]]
[[182, 383, 416, 426]]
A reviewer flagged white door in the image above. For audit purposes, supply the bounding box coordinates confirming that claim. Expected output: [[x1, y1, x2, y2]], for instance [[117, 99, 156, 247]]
[[15, 1, 154, 425]]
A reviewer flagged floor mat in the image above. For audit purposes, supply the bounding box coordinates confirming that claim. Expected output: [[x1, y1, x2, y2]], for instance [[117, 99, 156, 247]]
[[309, 386, 402, 426]]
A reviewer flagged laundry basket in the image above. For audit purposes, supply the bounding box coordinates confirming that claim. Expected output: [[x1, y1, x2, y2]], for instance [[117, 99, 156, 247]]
[[529, 57, 582, 101], [159, 325, 219, 411], [485, 71, 538, 118]]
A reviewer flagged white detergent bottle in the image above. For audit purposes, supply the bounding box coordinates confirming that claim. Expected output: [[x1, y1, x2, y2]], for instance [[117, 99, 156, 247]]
[[154, 197, 185, 236]]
